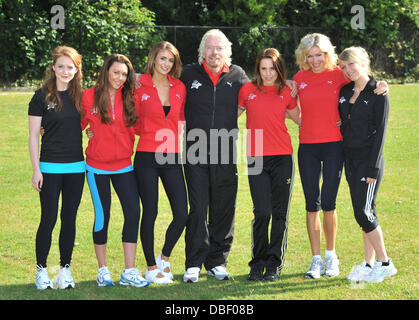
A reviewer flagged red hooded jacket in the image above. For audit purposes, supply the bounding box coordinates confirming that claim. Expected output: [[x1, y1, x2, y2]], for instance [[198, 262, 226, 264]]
[[81, 86, 136, 171], [135, 74, 185, 154]]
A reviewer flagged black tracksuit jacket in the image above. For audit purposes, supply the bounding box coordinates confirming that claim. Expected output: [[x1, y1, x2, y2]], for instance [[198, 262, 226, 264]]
[[180, 63, 249, 164], [338, 77, 389, 178]]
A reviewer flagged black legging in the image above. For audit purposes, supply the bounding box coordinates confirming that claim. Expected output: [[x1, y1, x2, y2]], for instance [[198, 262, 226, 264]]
[[135, 165, 188, 267], [36, 172, 85, 268]]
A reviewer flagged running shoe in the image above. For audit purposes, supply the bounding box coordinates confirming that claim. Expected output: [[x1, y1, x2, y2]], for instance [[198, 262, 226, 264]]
[[363, 259, 397, 283], [145, 268, 173, 284], [347, 261, 373, 282], [325, 255, 340, 277], [55, 264, 75, 289], [156, 254, 174, 280], [183, 267, 201, 283], [120, 268, 150, 287], [305, 257, 325, 279], [97, 266, 114, 287], [208, 266, 230, 280], [35, 265, 53, 290]]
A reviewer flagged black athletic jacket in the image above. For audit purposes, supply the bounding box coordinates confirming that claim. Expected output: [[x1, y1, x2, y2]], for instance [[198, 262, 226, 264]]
[[338, 77, 389, 178], [180, 63, 249, 163]]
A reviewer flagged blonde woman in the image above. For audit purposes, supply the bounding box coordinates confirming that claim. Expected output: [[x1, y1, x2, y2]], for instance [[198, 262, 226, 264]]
[[338, 47, 396, 283], [293, 33, 388, 279], [28, 46, 84, 290]]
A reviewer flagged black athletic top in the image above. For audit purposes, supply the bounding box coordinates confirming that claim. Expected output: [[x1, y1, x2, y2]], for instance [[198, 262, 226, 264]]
[[28, 89, 84, 163], [338, 77, 389, 178]]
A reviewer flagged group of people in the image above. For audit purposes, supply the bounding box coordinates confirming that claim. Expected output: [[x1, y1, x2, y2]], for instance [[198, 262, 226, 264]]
[[28, 29, 397, 291]]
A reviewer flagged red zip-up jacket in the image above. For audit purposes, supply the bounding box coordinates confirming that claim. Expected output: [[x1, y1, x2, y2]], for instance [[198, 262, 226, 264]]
[[135, 74, 186, 153], [81, 86, 136, 171]]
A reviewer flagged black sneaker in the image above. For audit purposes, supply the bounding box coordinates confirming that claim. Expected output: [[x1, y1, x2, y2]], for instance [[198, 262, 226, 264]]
[[264, 267, 280, 281], [247, 266, 264, 281]]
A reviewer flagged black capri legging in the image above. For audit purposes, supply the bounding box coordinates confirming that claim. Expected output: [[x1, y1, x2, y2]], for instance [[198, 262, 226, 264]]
[[134, 164, 188, 267], [86, 169, 141, 245], [36, 172, 85, 268], [298, 141, 344, 212]]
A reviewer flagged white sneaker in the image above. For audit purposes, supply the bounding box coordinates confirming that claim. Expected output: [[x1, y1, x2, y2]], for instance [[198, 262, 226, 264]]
[[305, 257, 325, 279], [208, 266, 230, 280], [183, 267, 201, 283], [325, 255, 340, 277], [120, 268, 150, 287], [35, 265, 53, 290], [55, 264, 75, 289], [363, 259, 397, 283], [347, 261, 373, 282], [156, 254, 174, 280], [145, 268, 173, 284], [97, 266, 114, 287]]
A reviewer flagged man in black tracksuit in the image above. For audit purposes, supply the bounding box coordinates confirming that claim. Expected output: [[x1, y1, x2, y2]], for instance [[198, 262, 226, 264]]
[[338, 76, 389, 233], [180, 29, 249, 282]]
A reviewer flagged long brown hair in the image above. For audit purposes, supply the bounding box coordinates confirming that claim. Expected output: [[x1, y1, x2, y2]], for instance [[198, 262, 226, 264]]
[[252, 48, 287, 94], [145, 41, 183, 78], [94, 54, 137, 126], [42, 46, 83, 115]]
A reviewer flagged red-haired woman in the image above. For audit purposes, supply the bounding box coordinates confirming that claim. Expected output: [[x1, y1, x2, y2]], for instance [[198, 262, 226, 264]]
[[29, 46, 85, 290]]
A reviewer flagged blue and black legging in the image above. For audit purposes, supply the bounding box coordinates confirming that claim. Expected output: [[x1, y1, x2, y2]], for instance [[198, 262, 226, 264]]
[[86, 164, 141, 245]]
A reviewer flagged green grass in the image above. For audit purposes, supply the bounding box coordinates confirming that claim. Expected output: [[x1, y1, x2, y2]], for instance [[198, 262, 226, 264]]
[[0, 85, 418, 300]]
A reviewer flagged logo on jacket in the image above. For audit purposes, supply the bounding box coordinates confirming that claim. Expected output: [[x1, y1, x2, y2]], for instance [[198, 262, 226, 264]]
[[91, 106, 98, 115], [364, 100, 369, 105], [248, 93, 257, 100], [327, 80, 333, 84], [299, 82, 307, 90], [141, 94, 150, 102], [191, 80, 202, 90], [226, 81, 233, 87], [339, 96, 346, 104], [47, 103, 57, 110], [176, 94, 181, 99]]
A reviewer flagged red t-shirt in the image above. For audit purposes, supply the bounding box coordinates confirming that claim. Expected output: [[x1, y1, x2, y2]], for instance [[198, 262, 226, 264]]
[[238, 82, 297, 156], [293, 67, 349, 144]]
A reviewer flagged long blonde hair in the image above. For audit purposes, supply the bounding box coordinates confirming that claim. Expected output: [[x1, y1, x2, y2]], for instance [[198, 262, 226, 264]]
[[42, 46, 83, 115], [295, 33, 338, 71]]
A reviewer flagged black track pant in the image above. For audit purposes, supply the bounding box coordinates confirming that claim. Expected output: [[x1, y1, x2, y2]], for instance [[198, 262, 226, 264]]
[[36, 172, 85, 268], [248, 155, 294, 270], [184, 163, 238, 270], [135, 165, 188, 266], [344, 156, 383, 233]]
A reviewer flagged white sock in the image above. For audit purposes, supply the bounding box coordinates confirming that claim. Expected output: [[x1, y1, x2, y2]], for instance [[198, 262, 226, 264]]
[[325, 250, 336, 259], [313, 255, 322, 261]]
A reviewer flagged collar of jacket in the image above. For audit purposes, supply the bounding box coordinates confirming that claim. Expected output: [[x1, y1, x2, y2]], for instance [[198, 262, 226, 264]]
[[365, 76, 377, 91], [139, 73, 176, 88]]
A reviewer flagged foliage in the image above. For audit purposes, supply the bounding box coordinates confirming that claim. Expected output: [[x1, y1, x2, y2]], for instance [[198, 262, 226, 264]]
[[0, 0, 161, 87]]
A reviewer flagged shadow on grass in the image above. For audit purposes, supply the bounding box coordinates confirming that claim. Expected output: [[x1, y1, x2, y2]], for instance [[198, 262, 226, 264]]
[[0, 272, 347, 300]]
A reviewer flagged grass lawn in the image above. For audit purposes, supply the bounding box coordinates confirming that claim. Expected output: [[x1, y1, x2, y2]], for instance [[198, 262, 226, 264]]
[[0, 84, 417, 302]]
